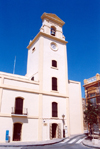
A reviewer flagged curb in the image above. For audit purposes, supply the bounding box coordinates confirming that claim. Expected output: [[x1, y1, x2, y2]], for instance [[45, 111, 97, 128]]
[[82, 140, 100, 149], [0, 138, 65, 147]]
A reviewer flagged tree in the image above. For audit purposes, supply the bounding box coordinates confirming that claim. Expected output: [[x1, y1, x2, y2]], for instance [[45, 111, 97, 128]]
[[84, 100, 99, 135]]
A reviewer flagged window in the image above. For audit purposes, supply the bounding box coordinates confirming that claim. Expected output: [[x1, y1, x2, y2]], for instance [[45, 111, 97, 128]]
[[51, 26, 56, 36], [90, 98, 96, 106], [52, 77, 57, 91], [32, 47, 35, 53], [90, 93, 95, 97], [52, 102, 58, 117], [97, 97, 100, 103], [31, 76, 34, 81], [15, 98, 23, 114], [52, 60, 57, 67]]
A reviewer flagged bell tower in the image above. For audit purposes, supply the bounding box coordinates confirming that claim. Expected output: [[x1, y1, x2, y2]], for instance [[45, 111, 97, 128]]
[[26, 13, 68, 96], [40, 13, 65, 40], [26, 13, 70, 141]]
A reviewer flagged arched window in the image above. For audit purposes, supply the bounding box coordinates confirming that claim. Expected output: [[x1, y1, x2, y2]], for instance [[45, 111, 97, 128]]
[[15, 97, 23, 114], [52, 102, 58, 117], [13, 123, 22, 141], [52, 60, 57, 67], [52, 77, 57, 91], [51, 26, 56, 36]]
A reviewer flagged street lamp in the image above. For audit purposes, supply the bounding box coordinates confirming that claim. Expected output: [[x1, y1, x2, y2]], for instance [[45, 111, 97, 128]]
[[62, 114, 65, 138]]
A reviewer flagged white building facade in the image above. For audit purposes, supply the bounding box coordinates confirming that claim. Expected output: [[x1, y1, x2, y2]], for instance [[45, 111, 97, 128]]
[[0, 13, 83, 142]]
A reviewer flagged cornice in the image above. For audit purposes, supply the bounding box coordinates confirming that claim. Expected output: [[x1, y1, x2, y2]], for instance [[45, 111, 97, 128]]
[[0, 84, 68, 98], [83, 80, 100, 88], [27, 32, 68, 49], [41, 13, 65, 26], [0, 74, 39, 85]]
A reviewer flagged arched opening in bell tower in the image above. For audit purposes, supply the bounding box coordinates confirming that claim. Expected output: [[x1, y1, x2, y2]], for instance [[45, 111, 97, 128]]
[[51, 26, 56, 36]]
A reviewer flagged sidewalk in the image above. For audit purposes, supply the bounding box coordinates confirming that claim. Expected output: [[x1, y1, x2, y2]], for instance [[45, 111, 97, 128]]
[[82, 138, 100, 148], [0, 138, 64, 147]]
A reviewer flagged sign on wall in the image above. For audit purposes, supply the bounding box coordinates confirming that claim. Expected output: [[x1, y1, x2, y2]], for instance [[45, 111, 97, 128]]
[[5, 130, 9, 142]]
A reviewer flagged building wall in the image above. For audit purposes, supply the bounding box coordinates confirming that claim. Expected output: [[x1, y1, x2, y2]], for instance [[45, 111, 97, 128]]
[[0, 77, 1, 84], [4, 78, 39, 90], [0, 117, 38, 142], [27, 38, 40, 80], [68, 80, 83, 135], [42, 37, 68, 95], [43, 95, 66, 119], [1, 89, 39, 116]]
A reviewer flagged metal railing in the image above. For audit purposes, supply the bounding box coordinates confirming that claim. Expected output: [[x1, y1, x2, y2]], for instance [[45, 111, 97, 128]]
[[87, 76, 97, 84], [11, 107, 28, 115], [84, 73, 100, 85]]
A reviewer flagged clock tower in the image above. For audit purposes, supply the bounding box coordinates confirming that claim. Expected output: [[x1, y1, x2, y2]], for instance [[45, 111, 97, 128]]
[[27, 13, 70, 140], [26, 13, 68, 94]]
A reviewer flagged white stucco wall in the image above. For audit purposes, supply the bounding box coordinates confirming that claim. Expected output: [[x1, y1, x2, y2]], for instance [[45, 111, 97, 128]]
[[0, 117, 38, 142], [1, 89, 39, 117], [43, 95, 66, 119], [68, 81, 83, 135], [0, 77, 1, 84], [42, 37, 67, 94], [4, 78, 39, 90], [27, 38, 40, 79]]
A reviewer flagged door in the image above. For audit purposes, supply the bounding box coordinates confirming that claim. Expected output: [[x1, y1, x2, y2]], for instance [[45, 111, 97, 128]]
[[13, 123, 22, 141], [15, 98, 23, 114], [52, 123, 57, 138]]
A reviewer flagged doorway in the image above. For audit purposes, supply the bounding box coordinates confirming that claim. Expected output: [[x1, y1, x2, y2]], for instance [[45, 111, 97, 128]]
[[52, 123, 57, 138], [15, 98, 23, 114], [13, 123, 22, 141]]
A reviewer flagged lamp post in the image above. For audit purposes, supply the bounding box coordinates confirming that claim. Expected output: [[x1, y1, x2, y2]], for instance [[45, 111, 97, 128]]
[[62, 114, 65, 138]]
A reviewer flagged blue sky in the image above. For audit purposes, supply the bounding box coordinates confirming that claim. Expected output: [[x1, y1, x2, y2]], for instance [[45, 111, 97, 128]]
[[0, 0, 100, 97]]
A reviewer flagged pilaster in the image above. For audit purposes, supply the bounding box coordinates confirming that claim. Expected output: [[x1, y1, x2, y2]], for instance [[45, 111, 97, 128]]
[[38, 36, 44, 141]]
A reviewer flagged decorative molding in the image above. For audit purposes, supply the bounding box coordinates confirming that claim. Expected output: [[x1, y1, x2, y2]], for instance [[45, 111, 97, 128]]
[[27, 32, 68, 49]]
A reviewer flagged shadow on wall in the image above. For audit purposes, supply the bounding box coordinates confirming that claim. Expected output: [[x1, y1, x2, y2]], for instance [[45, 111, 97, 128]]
[[12, 117, 28, 123]]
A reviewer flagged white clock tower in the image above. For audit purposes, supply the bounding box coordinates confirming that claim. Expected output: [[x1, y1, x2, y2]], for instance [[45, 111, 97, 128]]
[[27, 13, 69, 95], [26, 13, 69, 140]]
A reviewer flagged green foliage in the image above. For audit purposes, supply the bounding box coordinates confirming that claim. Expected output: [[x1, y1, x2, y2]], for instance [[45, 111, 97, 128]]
[[84, 100, 99, 126]]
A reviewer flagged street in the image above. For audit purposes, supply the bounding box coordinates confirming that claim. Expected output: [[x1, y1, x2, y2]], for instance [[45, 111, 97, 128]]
[[0, 135, 96, 149]]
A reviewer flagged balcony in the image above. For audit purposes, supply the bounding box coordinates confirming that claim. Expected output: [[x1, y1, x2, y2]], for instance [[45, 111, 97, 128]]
[[11, 107, 28, 117], [84, 73, 100, 85]]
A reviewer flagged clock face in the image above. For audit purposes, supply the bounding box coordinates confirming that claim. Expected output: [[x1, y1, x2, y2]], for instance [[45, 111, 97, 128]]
[[51, 42, 58, 51]]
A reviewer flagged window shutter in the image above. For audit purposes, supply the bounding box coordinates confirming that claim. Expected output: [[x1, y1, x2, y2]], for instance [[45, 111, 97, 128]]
[[52, 102, 58, 117], [52, 60, 57, 67], [52, 77, 57, 91]]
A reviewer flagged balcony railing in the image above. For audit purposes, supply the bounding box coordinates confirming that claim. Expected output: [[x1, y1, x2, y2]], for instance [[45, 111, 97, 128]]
[[84, 73, 100, 85], [11, 107, 28, 115]]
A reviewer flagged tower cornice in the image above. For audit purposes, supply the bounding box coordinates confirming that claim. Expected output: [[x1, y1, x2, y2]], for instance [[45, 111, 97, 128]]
[[41, 13, 65, 26], [27, 32, 68, 49]]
